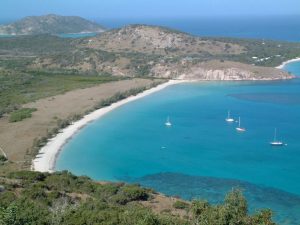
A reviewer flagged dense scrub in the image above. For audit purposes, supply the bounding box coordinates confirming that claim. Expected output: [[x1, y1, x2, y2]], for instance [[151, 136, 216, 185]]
[[9, 108, 37, 122], [207, 37, 300, 67], [0, 155, 7, 164], [0, 171, 276, 225]]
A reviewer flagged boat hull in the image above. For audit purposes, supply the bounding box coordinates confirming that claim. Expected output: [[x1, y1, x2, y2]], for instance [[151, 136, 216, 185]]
[[236, 127, 246, 132], [270, 142, 284, 146]]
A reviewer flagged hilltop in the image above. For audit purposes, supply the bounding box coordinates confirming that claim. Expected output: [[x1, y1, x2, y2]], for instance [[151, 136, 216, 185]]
[[82, 25, 245, 55], [0, 14, 105, 35], [0, 171, 276, 225]]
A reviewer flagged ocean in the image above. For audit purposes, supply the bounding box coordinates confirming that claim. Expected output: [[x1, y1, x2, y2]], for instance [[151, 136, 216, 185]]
[[56, 61, 300, 224], [1, 16, 300, 41], [98, 16, 300, 42]]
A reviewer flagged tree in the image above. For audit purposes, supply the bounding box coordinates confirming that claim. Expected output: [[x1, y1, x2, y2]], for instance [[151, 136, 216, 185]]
[[223, 189, 248, 224], [0, 204, 18, 225]]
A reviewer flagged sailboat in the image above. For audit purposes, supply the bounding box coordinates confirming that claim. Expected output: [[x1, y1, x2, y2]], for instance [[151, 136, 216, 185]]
[[270, 128, 284, 146], [236, 117, 246, 132], [165, 116, 172, 127], [225, 110, 234, 122]]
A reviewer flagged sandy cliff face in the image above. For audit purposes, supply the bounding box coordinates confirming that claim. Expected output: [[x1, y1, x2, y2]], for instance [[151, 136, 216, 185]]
[[150, 60, 293, 80]]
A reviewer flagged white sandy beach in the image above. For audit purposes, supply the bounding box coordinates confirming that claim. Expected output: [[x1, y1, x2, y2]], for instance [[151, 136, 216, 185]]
[[276, 57, 300, 69], [32, 56, 300, 173], [32, 79, 186, 172]]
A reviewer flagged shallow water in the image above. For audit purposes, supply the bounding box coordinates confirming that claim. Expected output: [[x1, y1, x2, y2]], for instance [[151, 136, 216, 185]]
[[56, 32, 98, 38], [57, 62, 300, 224]]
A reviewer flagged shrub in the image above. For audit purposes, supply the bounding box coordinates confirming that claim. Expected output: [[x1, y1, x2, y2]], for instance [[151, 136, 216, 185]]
[[0, 192, 16, 208], [9, 108, 37, 123], [173, 200, 189, 210], [8, 171, 47, 183], [0, 155, 7, 162], [121, 184, 149, 201], [111, 184, 149, 205]]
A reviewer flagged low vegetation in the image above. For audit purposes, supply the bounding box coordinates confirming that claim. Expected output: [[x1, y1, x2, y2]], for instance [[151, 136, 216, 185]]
[[207, 37, 300, 67], [0, 71, 125, 118], [173, 200, 190, 210], [0, 171, 276, 225], [0, 155, 7, 163], [9, 108, 37, 122], [1, 28, 300, 80]]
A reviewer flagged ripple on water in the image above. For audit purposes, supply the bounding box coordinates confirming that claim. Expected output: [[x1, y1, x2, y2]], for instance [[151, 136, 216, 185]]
[[131, 173, 300, 225], [229, 93, 300, 105]]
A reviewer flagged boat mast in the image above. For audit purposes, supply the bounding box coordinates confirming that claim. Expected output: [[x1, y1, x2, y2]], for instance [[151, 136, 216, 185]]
[[274, 128, 277, 142], [238, 117, 241, 128]]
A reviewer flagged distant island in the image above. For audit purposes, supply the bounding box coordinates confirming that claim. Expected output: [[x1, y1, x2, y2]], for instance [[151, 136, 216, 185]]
[[0, 14, 105, 35], [1, 14, 300, 225]]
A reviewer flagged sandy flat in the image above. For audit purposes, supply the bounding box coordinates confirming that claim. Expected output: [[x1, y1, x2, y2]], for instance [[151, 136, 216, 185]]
[[32, 80, 184, 172], [0, 78, 156, 166]]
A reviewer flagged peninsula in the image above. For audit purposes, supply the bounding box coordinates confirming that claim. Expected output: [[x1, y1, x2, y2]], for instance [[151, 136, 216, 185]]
[[1, 14, 300, 225]]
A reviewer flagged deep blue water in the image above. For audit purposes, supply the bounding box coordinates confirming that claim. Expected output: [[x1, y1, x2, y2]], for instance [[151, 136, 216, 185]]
[[98, 16, 300, 42], [57, 61, 300, 224], [1, 16, 300, 41]]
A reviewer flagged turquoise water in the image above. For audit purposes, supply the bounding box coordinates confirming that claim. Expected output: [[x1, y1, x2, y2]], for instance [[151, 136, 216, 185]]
[[56, 62, 300, 224], [56, 32, 98, 38], [0, 34, 15, 38]]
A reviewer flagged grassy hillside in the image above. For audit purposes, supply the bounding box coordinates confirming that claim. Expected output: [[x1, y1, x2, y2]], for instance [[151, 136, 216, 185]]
[[208, 37, 300, 67], [0, 26, 299, 78], [0, 171, 276, 225]]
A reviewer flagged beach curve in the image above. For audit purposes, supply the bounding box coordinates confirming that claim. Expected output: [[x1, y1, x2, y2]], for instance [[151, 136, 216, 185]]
[[32, 79, 186, 172], [276, 57, 300, 69]]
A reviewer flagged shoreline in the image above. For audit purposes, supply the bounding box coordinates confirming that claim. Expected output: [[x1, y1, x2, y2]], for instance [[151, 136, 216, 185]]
[[276, 57, 300, 69], [32, 79, 186, 172], [31, 59, 300, 173]]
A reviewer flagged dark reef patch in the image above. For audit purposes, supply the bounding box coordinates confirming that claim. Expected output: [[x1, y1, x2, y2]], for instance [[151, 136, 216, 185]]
[[229, 92, 300, 105], [130, 173, 300, 225]]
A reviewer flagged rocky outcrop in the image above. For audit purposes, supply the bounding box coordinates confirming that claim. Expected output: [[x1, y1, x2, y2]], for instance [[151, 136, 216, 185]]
[[150, 60, 294, 80]]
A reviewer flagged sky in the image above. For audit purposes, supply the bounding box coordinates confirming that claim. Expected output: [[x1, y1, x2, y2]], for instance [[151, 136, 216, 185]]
[[0, 0, 300, 21]]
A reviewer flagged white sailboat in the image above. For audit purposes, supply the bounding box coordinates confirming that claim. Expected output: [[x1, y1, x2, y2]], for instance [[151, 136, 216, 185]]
[[165, 116, 172, 127], [225, 110, 234, 122], [236, 117, 246, 132], [270, 128, 284, 146]]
